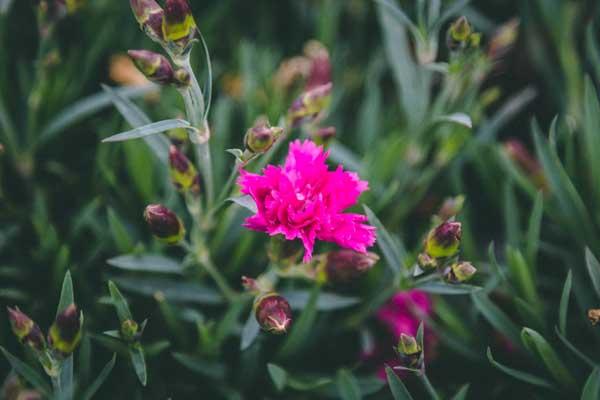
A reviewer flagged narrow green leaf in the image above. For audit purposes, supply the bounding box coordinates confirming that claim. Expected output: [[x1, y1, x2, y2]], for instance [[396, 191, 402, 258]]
[[107, 208, 134, 253], [108, 281, 133, 323], [228, 195, 257, 213], [129, 344, 147, 386], [558, 270, 572, 335], [554, 326, 596, 368], [107, 254, 183, 275], [281, 290, 360, 310], [267, 363, 288, 392], [526, 191, 544, 267], [112, 276, 223, 304], [514, 297, 545, 333], [240, 312, 260, 351], [582, 368, 600, 400], [336, 369, 362, 400], [81, 354, 117, 400], [278, 287, 320, 358], [503, 181, 520, 247], [506, 247, 539, 309], [385, 366, 414, 400], [417, 281, 481, 295], [451, 384, 470, 400], [433, 113, 472, 129], [57, 270, 74, 317], [582, 77, 600, 206], [0, 347, 51, 396], [586, 248, 600, 299], [364, 205, 403, 274], [102, 119, 191, 143], [172, 352, 225, 380], [472, 292, 520, 345], [521, 327, 576, 388], [487, 347, 554, 389]]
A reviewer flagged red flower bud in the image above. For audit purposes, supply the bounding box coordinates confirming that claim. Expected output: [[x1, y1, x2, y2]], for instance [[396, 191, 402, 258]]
[[169, 145, 200, 192], [325, 250, 379, 284], [7, 307, 45, 352], [130, 0, 164, 42], [48, 304, 82, 356], [425, 221, 462, 258], [162, 0, 196, 48], [254, 293, 292, 334], [144, 204, 185, 244], [311, 126, 336, 146]]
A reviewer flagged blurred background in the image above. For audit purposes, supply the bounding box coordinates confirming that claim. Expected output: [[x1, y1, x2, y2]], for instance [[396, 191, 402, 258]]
[[1, 0, 600, 399]]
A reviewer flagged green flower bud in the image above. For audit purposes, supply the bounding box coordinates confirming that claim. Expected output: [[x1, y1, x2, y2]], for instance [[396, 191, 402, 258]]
[[417, 253, 438, 271], [130, 0, 164, 42], [120, 319, 140, 342], [425, 221, 462, 258], [169, 145, 200, 193], [445, 261, 477, 283], [7, 307, 46, 352], [162, 0, 196, 49], [48, 304, 83, 357], [311, 126, 336, 146], [447, 16, 472, 51], [244, 121, 284, 154], [254, 293, 292, 334], [144, 204, 186, 245], [396, 333, 422, 369], [128, 50, 176, 86], [288, 82, 332, 127], [325, 250, 379, 284]]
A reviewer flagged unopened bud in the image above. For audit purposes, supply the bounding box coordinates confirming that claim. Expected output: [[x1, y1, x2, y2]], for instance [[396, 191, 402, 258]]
[[325, 250, 379, 284], [169, 145, 200, 192], [396, 333, 422, 369], [130, 0, 164, 42], [304, 40, 331, 90], [589, 309, 600, 325], [162, 0, 196, 49], [447, 16, 472, 51], [143, 204, 185, 244], [488, 19, 519, 61], [244, 121, 284, 154], [48, 304, 83, 356], [417, 253, 438, 271], [241, 276, 259, 291], [288, 82, 332, 127], [311, 126, 336, 146], [121, 319, 140, 342], [174, 68, 191, 86], [425, 221, 462, 258], [7, 307, 45, 352], [437, 195, 465, 221], [128, 50, 176, 85], [444, 261, 477, 283], [254, 293, 292, 334]]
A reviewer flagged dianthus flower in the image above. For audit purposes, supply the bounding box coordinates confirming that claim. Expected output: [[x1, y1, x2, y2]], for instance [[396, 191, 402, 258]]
[[238, 140, 376, 262]]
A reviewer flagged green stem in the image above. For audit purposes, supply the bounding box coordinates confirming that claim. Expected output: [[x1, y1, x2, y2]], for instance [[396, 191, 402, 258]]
[[198, 252, 236, 303], [419, 372, 440, 400]]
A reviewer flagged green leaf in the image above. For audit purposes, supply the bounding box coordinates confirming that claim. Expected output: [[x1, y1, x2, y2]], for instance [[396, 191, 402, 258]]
[[0, 347, 51, 396], [486, 347, 555, 389], [107, 208, 134, 253], [433, 113, 472, 129], [582, 368, 600, 400], [586, 248, 600, 299], [451, 384, 470, 400], [514, 297, 545, 333], [554, 326, 596, 368], [107, 254, 183, 275], [112, 276, 223, 304], [57, 270, 74, 317], [364, 205, 403, 274], [503, 181, 520, 247], [281, 290, 360, 310], [417, 281, 481, 295], [526, 191, 544, 267], [108, 281, 133, 323], [240, 312, 260, 351], [336, 369, 362, 400], [129, 344, 147, 386], [278, 287, 320, 359], [471, 292, 520, 346], [521, 327, 576, 388], [172, 352, 225, 380], [558, 270, 572, 335], [228, 195, 257, 213], [267, 363, 288, 392], [385, 366, 414, 400], [506, 247, 539, 309], [81, 354, 117, 400], [102, 119, 191, 143], [583, 77, 600, 205]]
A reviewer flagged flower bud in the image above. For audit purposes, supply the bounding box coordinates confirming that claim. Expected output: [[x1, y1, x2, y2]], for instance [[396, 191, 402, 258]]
[[120, 319, 140, 342], [144, 204, 185, 245], [488, 19, 519, 61], [425, 221, 462, 258], [396, 333, 422, 369], [254, 293, 292, 334], [128, 50, 177, 86], [437, 195, 465, 221], [244, 121, 284, 154], [174, 68, 191, 86], [325, 250, 379, 284], [169, 145, 200, 192], [444, 261, 477, 283], [304, 40, 331, 91], [447, 16, 472, 51], [417, 253, 438, 271], [48, 304, 83, 356], [241, 276, 259, 292], [288, 82, 332, 127], [162, 0, 196, 49], [130, 0, 164, 42], [588, 309, 600, 325], [311, 126, 336, 146], [7, 307, 46, 352]]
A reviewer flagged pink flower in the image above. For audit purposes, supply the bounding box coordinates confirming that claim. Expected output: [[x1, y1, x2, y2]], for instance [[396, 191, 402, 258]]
[[238, 140, 376, 262]]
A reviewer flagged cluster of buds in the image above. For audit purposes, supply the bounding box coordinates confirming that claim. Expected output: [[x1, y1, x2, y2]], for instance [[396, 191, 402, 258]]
[[253, 292, 292, 334], [324, 249, 379, 284], [395, 333, 423, 370], [144, 204, 186, 245], [7, 304, 82, 364], [418, 221, 477, 284], [169, 145, 200, 193], [446, 16, 481, 52], [128, 50, 190, 87], [244, 118, 284, 155]]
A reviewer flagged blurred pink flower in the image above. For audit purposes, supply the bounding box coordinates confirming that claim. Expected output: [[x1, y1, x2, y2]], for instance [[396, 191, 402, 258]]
[[238, 140, 376, 262]]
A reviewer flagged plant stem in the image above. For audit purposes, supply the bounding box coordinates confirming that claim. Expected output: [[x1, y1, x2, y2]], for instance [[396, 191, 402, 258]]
[[419, 372, 440, 400], [197, 252, 236, 303]]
